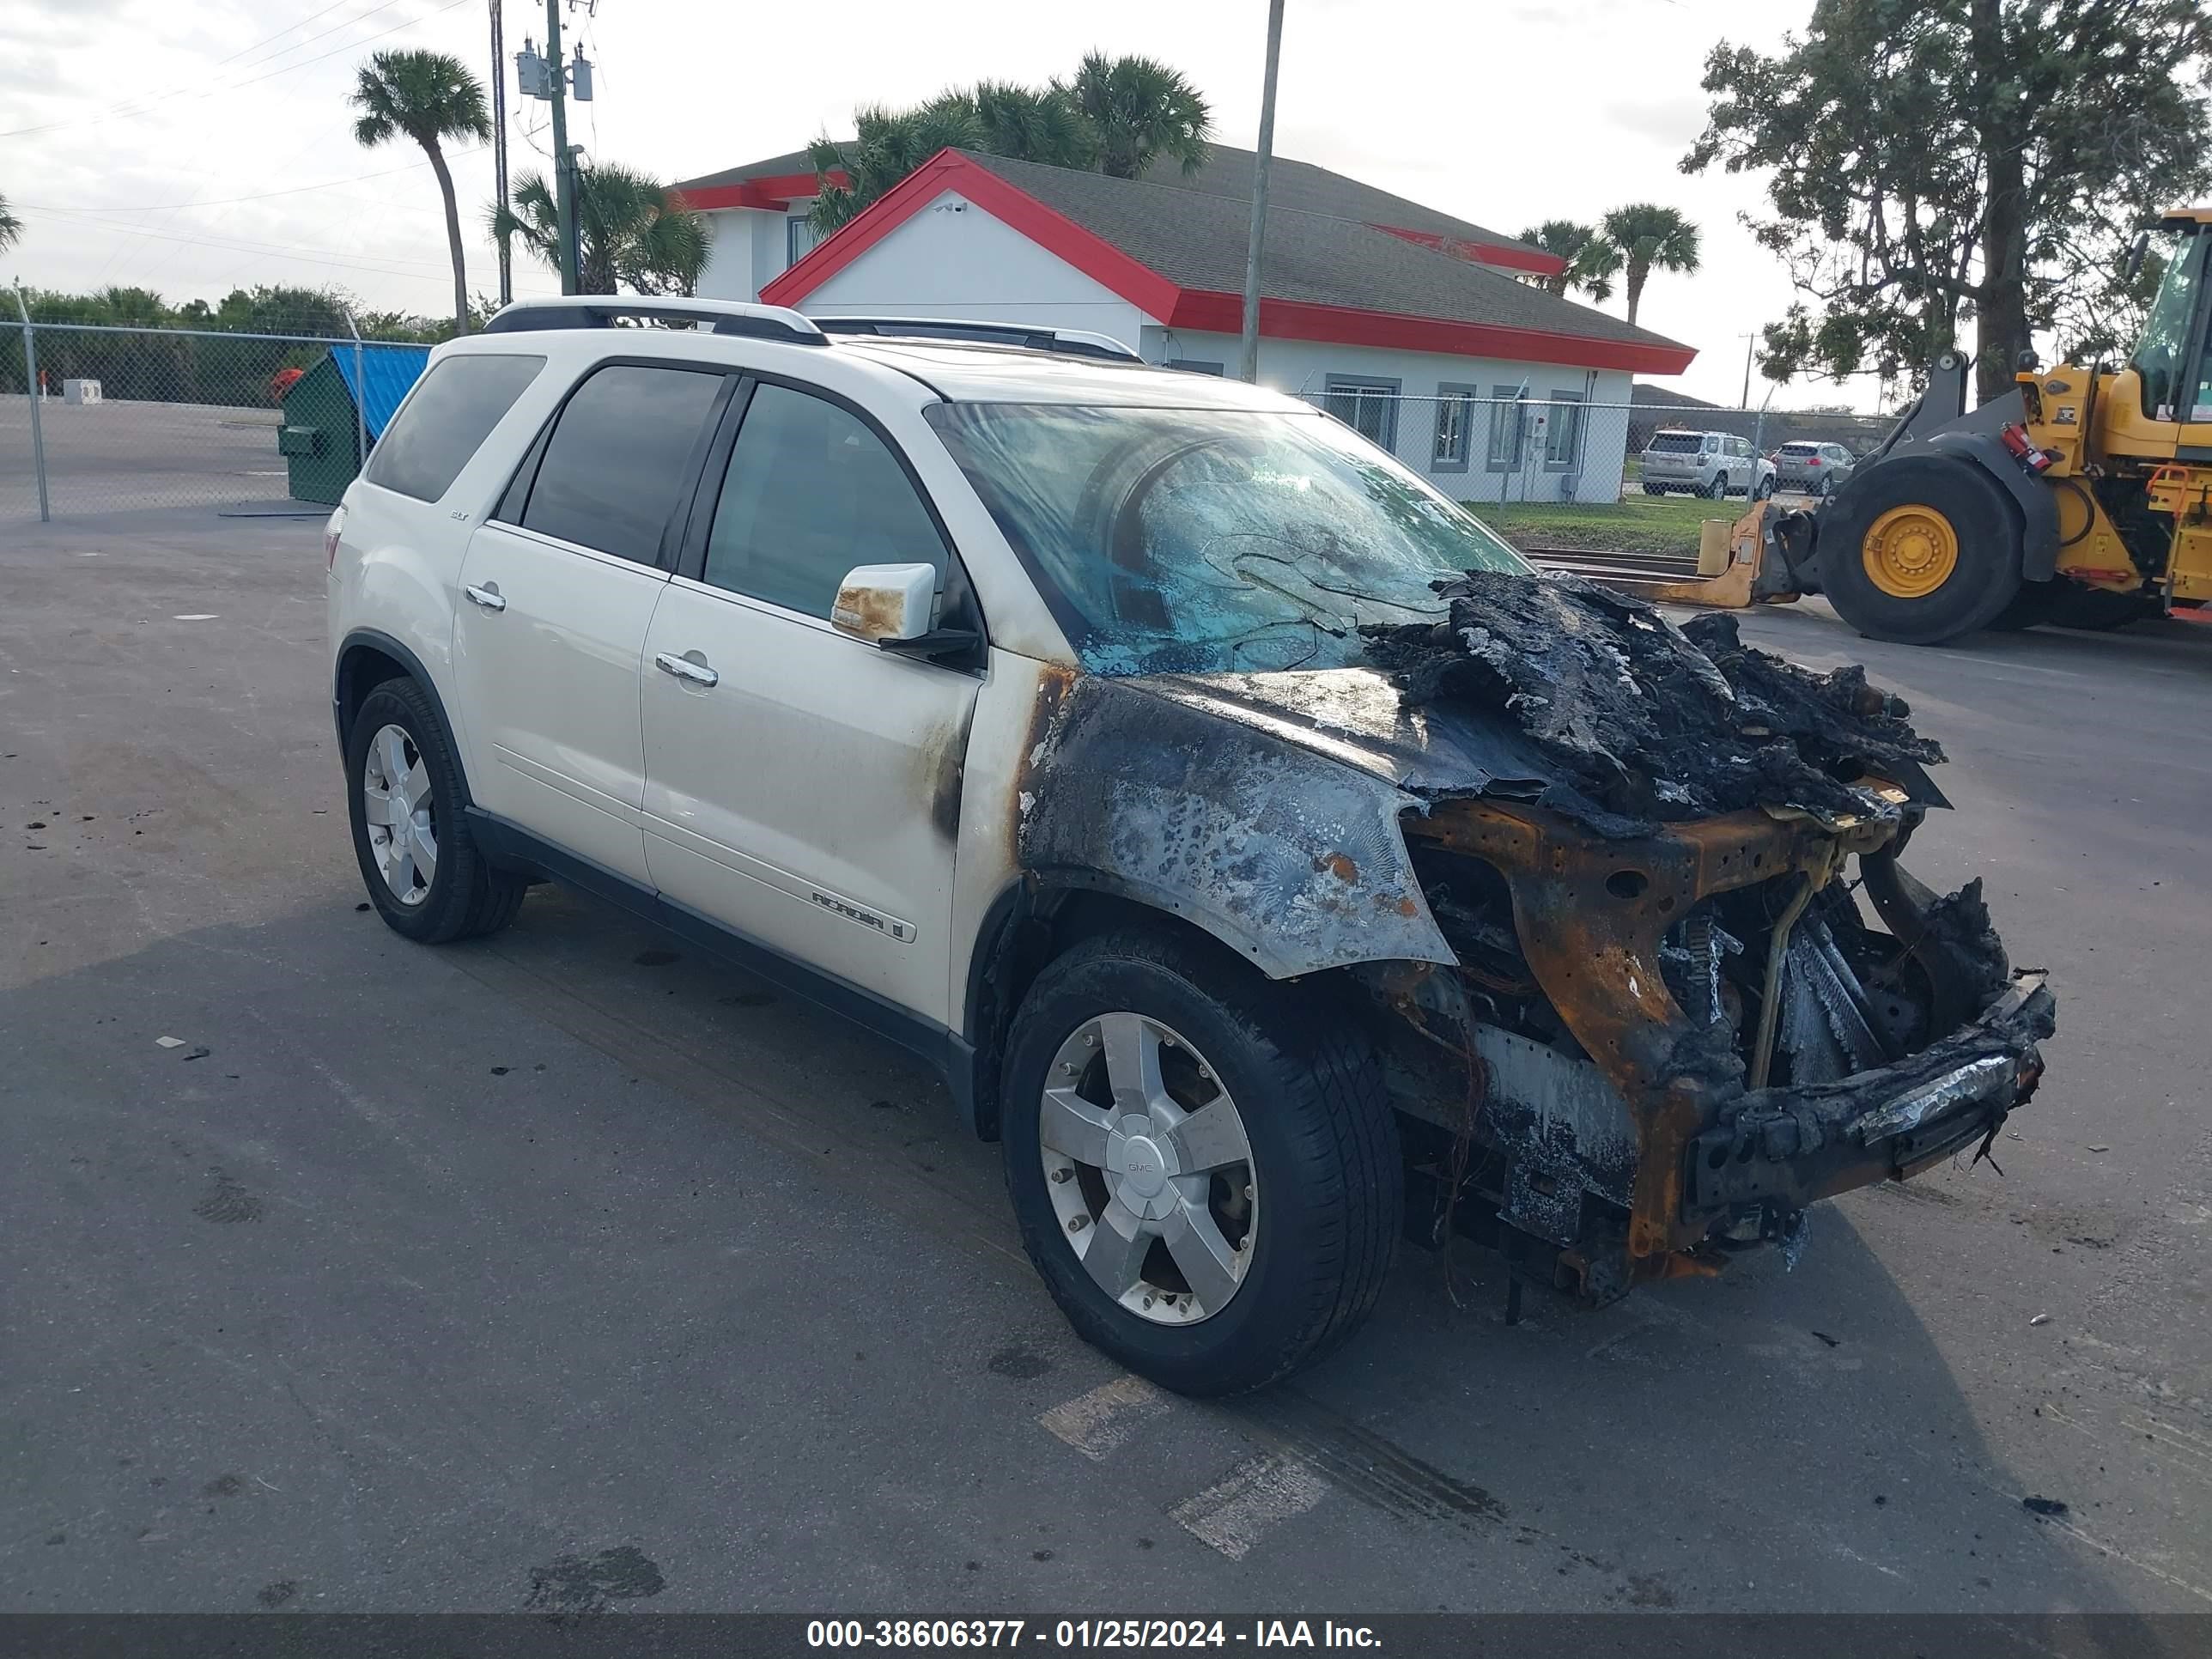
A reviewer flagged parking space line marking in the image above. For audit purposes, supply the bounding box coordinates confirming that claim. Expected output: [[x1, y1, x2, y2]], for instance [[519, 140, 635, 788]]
[[1169, 1453, 1330, 1561], [1037, 1375, 1170, 1461]]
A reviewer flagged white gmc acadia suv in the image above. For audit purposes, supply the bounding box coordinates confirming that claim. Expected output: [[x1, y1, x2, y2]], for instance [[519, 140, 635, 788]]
[[327, 298, 2048, 1395]]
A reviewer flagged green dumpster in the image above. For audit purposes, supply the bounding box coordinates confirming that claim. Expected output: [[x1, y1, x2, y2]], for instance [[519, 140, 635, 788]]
[[277, 343, 431, 506]]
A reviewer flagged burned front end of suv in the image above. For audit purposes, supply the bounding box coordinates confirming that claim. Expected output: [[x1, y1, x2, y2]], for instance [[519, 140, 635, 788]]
[[1015, 570, 2052, 1302]]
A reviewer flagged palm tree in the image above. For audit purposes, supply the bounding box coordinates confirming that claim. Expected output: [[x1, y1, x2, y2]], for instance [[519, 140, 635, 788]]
[[349, 50, 489, 334], [810, 95, 984, 234], [1063, 52, 1211, 179], [1517, 219, 1622, 303], [0, 191, 20, 255], [494, 165, 707, 296], [1600, 203, 1700, 329], [972, 82, 1096, 170]]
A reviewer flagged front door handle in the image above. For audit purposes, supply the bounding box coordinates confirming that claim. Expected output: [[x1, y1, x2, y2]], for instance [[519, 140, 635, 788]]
[[654, 650, 719, 688], [463, 582, 507, 611]]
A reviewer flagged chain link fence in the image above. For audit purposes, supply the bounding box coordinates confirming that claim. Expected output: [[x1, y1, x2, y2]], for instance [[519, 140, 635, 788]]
[[1, 302, 412, 524]]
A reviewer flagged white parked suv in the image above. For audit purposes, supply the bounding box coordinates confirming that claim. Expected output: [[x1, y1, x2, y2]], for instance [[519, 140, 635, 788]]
[[327, 298, 2050, 1395], [1638, 428, 1775, 499]]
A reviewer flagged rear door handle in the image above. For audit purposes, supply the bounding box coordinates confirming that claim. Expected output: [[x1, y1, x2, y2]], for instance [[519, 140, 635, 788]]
[[654, 650, 719, 688], [463, 582, 507, 611]]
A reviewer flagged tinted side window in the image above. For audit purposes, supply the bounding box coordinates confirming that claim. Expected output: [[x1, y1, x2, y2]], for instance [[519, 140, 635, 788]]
[[701, 383, 947, 619], [364, 353, 544, 502], [520, 364, 726, 564]]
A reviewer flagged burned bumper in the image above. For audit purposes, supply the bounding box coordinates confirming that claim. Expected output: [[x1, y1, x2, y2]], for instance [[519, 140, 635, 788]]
[[1684, 972, 2053, 1219], [1390, 794, 2055, 1291]]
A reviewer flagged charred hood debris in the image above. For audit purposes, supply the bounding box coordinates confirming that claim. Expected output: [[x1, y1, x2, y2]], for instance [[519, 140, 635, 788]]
[[1360, 569, 1948, 836]]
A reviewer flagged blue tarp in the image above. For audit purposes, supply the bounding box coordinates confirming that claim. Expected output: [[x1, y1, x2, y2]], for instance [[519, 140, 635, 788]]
[[330, 341, 433, 440]]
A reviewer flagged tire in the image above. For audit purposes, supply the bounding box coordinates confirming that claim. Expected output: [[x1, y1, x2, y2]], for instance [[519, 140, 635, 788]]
[[1642, 485, 1661, 496], [1755, 474, 1776, 501], [1000, 928, 1400, 1396], [2047, 586, 2155, 631], [1988, 579, 2060, 631], [1705, 474, 1728, 500], [1814, 456, 2023, 645], [346, 678, 526, 945], [1818, 475, 1836, 501]]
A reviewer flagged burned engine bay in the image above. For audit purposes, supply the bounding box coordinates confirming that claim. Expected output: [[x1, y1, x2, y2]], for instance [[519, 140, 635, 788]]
[[1017, 568, 2056, 1303]]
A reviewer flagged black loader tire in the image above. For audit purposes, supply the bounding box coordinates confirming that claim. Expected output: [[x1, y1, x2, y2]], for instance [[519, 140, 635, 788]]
[[2046, 586, 2156, 631], [1001, 928, 1400, 1396], [346, 678, 526, 945], [1988, 579, 2060, 631], [1817, 455, 2023, 645]]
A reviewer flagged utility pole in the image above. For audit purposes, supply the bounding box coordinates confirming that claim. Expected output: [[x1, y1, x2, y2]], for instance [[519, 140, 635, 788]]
[[489, 0, 513, 305], [1237, 0, 1285, 385], [544, 0, 580, 294], [1738, 331, 1756, 408]]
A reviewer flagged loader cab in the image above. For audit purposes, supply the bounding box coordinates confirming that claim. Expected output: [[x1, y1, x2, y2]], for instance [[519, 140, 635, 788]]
[[2101, 212, 2212, 459]]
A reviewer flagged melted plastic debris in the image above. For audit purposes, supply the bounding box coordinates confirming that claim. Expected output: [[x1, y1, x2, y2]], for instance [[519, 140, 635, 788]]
[[1359, 570, 1948, 835]]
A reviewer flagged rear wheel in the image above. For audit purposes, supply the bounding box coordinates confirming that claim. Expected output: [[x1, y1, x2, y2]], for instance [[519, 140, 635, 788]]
[[2047, 586, 2155, 630], [1706, 474, 1729, 500], [346, 678, 526, 944], [1000, 929, 1399, 1396], [1816, 457, 2022, 644]]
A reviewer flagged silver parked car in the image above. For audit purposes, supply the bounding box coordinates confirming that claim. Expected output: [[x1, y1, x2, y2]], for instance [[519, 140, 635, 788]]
[[1771, 440, 1857, 496], [1638, 428, 1774, 500]]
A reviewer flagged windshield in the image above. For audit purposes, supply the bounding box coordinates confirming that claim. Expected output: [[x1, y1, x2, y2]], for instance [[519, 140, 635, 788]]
[[925, 402, 1529, 676], [2131, 230, 2204, 421], [1646, 432, 1704, 454]]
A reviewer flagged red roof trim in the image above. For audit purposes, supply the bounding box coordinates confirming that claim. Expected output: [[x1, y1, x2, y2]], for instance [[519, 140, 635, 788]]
[[1164, 290, 1691, 375], [1370, 222, 1565, 276], [681, 169, 846, 210], [763, 150, 1181, 317], [761, 149, 1693, 375]]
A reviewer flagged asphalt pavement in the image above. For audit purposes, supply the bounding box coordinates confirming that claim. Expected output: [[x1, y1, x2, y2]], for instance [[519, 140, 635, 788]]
[[3, 506, 2209, 1614]]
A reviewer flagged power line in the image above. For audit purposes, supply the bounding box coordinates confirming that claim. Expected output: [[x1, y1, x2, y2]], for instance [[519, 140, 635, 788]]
[[16, 205, 465, 280], [0, 0, 473, 140], [17, 146, 486, 214], [0, 0, 410, 137]]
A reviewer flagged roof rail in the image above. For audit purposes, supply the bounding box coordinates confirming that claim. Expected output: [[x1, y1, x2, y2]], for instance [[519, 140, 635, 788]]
[[811, 315, 1142, 363], [482, 295, 827, 346]]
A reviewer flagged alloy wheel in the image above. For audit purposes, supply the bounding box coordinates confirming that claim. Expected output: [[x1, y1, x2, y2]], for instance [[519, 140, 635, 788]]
[[360, 723, 438, 906], [1038, 1012, 1258, 1325]]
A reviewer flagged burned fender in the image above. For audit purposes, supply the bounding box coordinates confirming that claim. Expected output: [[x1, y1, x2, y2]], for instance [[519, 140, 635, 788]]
[[1017, 673, 1455, 978]]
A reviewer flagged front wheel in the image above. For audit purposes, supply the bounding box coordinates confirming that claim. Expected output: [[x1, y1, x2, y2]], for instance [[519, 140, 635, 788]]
[[1706, 474, 1729, 500], [1001, 930, 1400, 1396], [1755, 474, 1776, 501], [1814, 457, 2022, 644]]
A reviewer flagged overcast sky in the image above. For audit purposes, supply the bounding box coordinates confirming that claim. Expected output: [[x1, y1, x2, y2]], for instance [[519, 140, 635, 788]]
[[2, 0, 1838, 409]]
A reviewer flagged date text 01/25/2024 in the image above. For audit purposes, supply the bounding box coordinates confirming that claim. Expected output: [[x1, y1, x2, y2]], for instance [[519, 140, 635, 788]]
[[805, 1620, 1382, 1650]]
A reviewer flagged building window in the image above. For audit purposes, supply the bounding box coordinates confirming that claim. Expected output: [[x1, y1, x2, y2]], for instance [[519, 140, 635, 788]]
[[1544, 390, 1586, 470], [787, 215, 820, 268], [1324, 374, 1401, 452], [1165, 359, 1224, 375], [1432, 385, 1477, 472], [1486, 385, 1526, 472]]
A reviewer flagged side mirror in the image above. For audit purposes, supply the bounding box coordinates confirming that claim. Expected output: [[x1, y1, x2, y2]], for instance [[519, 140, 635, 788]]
[[830, 562, 935, 644]]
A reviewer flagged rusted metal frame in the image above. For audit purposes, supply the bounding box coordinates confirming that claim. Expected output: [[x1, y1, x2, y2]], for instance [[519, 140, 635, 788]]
[[1404, 799, 1863, 1263]]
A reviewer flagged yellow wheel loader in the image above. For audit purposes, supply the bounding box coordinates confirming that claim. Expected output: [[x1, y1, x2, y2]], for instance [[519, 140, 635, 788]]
[[1731, 209, 2212, 645]]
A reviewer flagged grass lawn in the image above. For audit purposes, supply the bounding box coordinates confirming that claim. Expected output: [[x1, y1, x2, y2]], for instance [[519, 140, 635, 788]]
[[1465, 491, 1732, 558]]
